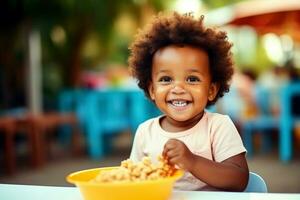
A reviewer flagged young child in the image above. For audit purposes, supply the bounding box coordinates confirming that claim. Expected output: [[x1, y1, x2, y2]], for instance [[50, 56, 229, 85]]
[[128, 12, 249, 191]]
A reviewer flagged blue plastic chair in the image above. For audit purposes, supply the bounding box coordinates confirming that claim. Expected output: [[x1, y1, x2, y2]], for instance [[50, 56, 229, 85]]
[[128, 90, 161, 134], [85, 89, 131, 159], [58, 89, 89, 145], [242, 85, 278, 156], [280, 81, 300, 162], [59, 89, 89, 127], [244, 172, 268, 193]]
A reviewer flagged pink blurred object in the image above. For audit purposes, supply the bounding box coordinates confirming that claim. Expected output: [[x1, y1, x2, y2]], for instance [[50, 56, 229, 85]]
[[81, 72, 107, 89]]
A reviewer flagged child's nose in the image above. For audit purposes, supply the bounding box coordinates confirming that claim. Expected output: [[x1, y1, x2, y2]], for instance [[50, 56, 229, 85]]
[[171, 82, 186, 94]]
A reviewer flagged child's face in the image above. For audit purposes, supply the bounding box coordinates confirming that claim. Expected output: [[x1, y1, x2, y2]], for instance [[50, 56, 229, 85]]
[[149, 45, 219, 123]]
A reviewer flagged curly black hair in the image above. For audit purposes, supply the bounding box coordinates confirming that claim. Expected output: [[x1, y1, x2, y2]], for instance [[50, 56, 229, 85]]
[[128, 12, 234, 106]]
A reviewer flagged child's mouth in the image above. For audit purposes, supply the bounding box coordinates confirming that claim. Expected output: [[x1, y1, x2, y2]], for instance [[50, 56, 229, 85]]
[[170, 100, 188, 107], [167, 100, 191, 110]]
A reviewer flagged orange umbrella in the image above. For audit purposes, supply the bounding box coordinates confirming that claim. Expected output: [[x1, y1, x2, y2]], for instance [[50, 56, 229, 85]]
[[223, 0, 300, 41]]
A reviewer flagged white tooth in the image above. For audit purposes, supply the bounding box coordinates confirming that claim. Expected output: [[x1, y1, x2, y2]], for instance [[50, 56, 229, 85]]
[[172, 100, 187, 107]]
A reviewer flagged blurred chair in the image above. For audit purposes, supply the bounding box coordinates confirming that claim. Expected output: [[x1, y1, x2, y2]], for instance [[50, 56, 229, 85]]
[[19, 112, 81, 167], [0, 116, 17, 174], [242, 85, 278, 156], [58, 89, 89, 144], [279, 81, 300, 162], [10, 89, 88, 167], [0, 109, 40, 174], [244, 172, 268, 193], [1, 104, 82, 173], [128, 90, 161, 135], [85, 89, 131, 159]]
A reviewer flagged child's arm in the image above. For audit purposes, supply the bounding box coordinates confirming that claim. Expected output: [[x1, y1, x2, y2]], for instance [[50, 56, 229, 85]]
[[163, 139, 249, 191]]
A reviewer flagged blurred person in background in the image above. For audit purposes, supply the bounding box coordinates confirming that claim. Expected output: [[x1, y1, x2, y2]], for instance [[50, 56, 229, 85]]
[[215, 68, 258, 131], [237, 69, 258, 120], [257, 65, 291, 117], [128, 12, 249, 191]]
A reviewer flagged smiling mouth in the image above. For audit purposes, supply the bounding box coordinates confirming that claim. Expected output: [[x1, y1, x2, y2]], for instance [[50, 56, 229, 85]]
[[168, 100, 190, 107]]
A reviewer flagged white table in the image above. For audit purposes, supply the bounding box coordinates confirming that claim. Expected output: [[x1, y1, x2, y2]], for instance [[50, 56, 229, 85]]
[[1, 184, 299, 200]]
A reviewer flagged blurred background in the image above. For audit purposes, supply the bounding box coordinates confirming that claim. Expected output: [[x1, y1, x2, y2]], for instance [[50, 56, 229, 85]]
[[0, 0, 300, 193]]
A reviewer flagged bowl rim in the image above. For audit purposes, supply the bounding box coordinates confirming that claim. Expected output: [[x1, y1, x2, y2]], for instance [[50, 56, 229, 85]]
[[66, 167, 184, 186]]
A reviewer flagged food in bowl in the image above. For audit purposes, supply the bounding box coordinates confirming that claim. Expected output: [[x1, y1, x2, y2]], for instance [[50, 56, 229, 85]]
[[67, 156, 183, 200], [91, 156, 176, 183]]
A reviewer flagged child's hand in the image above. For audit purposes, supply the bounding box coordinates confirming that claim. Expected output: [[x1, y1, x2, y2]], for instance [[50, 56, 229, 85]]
[[162, 139, 194, 171]]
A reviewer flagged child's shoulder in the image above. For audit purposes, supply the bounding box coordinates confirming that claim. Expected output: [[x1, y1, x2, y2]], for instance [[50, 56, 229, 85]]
[[205, 111, 232, 124], [137, 115, 162, 130], [205, 112, 238, 136]]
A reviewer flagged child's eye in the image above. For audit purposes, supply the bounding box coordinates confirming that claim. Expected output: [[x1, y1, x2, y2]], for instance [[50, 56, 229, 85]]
[[158, 76, 172, 83], [186, 76, 200, 83]]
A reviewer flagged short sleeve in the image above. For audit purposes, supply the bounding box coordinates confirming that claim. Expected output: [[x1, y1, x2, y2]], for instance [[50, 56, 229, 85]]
[[129, 125, 145, 162], [210, 115, 246, 162]]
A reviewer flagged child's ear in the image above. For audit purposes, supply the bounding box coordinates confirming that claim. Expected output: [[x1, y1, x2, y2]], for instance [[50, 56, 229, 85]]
[[148, 82, 155, 101], [208, 82, 220, 101]]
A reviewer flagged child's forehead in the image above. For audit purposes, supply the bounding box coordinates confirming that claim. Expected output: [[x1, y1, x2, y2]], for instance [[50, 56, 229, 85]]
[[152, 44, 210, 74], [153, 44, 208, 62], [155, 44, 205, 55]]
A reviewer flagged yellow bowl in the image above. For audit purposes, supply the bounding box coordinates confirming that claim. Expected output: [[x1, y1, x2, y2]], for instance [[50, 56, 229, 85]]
[[67, 167, 183, 200]]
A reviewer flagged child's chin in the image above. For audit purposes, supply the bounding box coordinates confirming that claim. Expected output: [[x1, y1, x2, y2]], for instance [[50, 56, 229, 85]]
[[170, 115, 191, 122]]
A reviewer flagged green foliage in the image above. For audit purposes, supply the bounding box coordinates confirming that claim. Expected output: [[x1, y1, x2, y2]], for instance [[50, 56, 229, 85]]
[[202, 0, 244, 9], [1, 0, 272, 109]]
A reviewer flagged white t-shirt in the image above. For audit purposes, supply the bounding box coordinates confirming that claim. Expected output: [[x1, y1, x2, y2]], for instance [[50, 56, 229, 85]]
[[130, 111, 246, 191]]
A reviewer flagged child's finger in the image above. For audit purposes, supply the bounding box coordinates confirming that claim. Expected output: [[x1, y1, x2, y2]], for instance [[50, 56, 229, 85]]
[[164, 140, 178, 150], [162, 147, 168, 158], [162, 144, 172, 158], [168, 156, 183, 169], [165, 149, 179, 159]]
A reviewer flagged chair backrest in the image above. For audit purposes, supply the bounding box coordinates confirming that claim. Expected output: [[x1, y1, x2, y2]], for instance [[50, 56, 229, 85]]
[[128, 90, 161, 133], [88, 89, 130, 131], [59, 89, 89, 128], [244, 172, 268, 193], [254, 85, 272, 116], [279, 81, 300, 162], [281, 81, 300, 119]]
